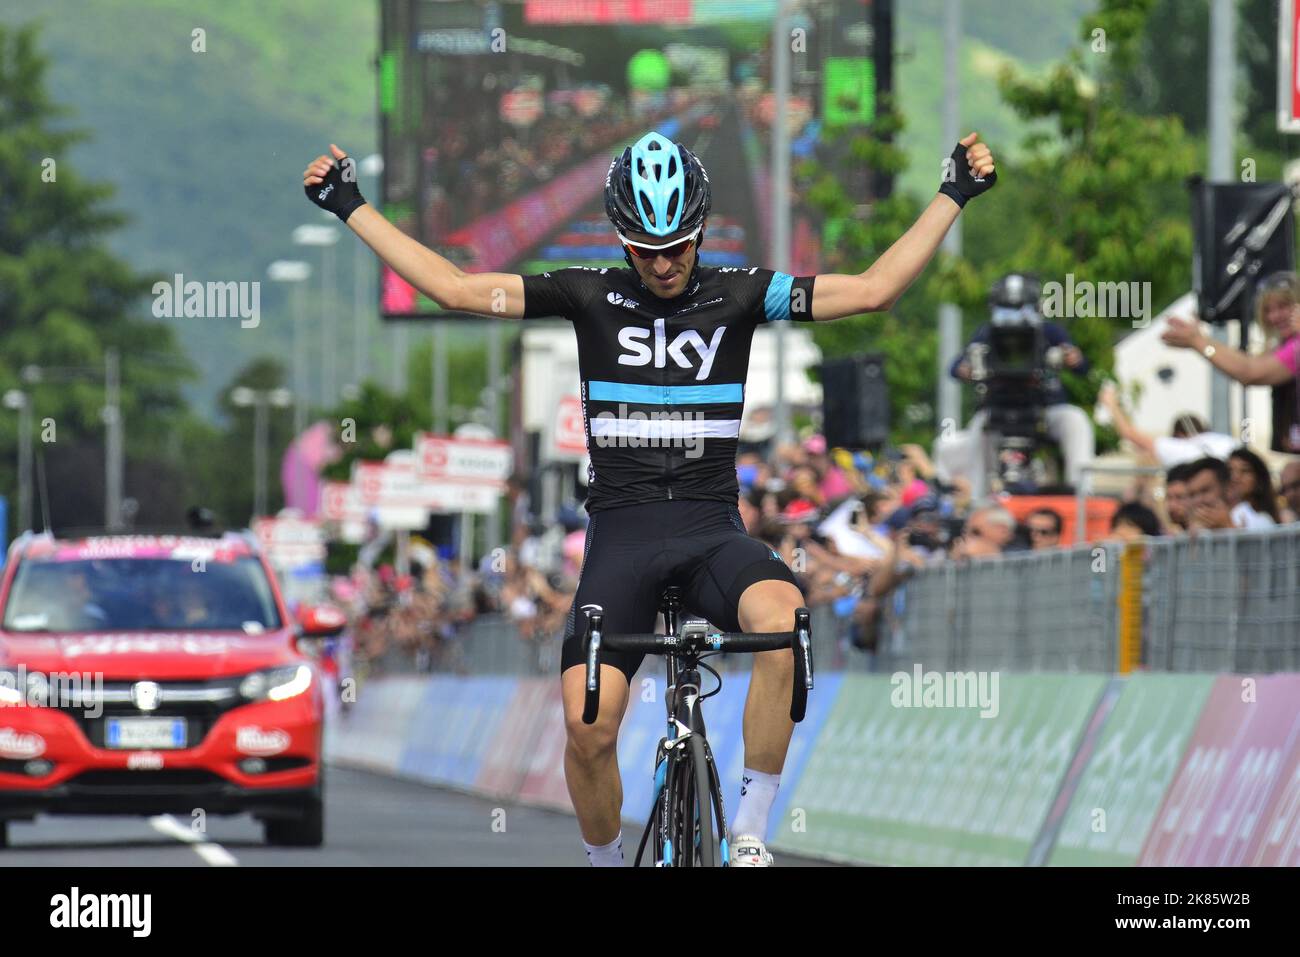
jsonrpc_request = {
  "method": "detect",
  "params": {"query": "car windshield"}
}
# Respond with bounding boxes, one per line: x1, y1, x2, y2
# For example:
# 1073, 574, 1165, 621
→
2, 557, 282, 634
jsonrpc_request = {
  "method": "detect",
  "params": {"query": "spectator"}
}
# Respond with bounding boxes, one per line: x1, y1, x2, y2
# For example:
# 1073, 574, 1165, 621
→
1025, 507, 1063, 551
951, 503, 1016, 559
1227, 447, 1280, 525
1182, 457, 1267, 531
1280, 460, 1300, 522
1098, 384, 1236, 466
1110, 502, 1162, 542
1163, 462, 1194, 531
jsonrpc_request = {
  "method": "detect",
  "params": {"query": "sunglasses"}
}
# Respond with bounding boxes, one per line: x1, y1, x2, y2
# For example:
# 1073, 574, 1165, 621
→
618, 225, 701, 260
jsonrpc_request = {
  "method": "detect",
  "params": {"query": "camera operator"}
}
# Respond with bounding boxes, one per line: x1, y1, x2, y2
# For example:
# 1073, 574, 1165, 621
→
935, 272, 1095, 498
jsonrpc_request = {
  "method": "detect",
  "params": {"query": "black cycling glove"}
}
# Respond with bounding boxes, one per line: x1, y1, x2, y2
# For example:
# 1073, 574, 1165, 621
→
305, 154, 367, 223
937, 141, 996, 208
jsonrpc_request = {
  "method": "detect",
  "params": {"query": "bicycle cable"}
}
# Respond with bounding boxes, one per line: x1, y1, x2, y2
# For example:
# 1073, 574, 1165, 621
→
694, 654, 724, 700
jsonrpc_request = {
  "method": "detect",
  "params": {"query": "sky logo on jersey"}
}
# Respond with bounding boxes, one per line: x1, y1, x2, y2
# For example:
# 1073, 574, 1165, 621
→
617, 318, 725, 381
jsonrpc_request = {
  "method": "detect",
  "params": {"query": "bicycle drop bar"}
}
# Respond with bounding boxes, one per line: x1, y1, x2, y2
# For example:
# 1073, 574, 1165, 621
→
581, 608, 814, 725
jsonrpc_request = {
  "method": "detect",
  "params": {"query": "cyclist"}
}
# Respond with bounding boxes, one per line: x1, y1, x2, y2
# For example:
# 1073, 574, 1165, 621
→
304, 130, 997, 866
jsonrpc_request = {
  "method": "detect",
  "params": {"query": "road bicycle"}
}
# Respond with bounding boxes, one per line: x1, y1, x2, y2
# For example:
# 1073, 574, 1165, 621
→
581, 585, 813, 867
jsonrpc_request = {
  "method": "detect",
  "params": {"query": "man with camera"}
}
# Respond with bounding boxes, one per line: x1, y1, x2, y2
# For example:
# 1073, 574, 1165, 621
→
935, 272, 1095, 498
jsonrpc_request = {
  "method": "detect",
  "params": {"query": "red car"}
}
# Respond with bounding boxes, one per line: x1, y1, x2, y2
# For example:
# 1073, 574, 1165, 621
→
0, 530, 344, 848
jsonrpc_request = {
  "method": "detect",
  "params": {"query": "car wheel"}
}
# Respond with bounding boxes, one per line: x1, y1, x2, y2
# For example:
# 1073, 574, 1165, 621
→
263, 775, 324, 848
0, 820, 9, 850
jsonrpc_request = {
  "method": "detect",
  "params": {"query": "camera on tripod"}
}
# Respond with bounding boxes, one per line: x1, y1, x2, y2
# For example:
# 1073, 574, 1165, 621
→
964, 273, 1065, 490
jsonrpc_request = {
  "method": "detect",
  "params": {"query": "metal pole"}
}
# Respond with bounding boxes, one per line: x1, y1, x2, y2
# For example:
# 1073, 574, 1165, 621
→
937, 0, 963, 434
394, 324, 409, 395
292, 279, 307, 437
253, 398, 268, 520
433, 322, 449, 433
354, 231, 367, 387
17, 396, 32, 533
323, 243, 337, 405
1208, 0, 1235, 435
486, 323, 503, 555
770, 0, 792, 447
104, 349, 124, 531
459, 511, 473, 578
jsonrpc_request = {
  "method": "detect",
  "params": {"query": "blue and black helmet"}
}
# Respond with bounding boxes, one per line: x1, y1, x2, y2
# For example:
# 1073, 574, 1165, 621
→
604, 131, 711, 239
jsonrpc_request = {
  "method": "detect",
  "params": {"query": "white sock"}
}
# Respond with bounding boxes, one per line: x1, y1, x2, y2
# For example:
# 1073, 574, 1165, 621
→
731, 767, 780, 841
583, 832, 624, 867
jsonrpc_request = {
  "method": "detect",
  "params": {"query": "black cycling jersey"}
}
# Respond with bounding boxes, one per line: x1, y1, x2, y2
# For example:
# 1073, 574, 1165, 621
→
522, 262, 816, 512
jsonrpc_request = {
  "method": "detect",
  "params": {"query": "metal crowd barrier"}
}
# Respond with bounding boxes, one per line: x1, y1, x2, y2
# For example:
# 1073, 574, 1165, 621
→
358, 524, 1300, 677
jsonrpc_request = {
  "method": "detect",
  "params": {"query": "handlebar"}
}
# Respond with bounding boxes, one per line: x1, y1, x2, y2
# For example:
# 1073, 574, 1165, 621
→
581, 608, 814, 725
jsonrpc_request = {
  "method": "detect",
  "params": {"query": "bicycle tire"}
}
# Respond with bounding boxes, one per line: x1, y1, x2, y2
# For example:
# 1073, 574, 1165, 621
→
687, 732, 717, 866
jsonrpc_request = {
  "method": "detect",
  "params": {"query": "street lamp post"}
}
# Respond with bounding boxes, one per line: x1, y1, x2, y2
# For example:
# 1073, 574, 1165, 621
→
231, 386, 294, 521
267, 259, 313, 437
293, 224, 341, 407
3, 389, 32, 532
355, 154, 385, 391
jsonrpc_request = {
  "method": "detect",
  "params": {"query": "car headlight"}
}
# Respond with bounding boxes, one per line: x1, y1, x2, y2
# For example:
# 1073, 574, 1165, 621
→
239, 665, 312, 702
0, 670, 48, 707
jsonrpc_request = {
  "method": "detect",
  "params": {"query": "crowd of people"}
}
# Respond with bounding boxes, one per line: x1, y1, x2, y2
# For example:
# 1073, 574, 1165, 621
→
340, 417, 1300, 675
340, 263, 1300, 673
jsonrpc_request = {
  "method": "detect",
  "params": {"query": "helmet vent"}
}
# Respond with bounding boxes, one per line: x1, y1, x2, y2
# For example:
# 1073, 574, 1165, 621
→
638, 192, 656, 228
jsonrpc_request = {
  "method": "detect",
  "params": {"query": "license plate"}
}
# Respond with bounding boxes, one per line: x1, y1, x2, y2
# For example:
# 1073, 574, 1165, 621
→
106, 717, 186, 750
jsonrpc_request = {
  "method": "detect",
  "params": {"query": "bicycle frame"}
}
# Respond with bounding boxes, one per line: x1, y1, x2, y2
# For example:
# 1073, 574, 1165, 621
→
581, 585, 814, 867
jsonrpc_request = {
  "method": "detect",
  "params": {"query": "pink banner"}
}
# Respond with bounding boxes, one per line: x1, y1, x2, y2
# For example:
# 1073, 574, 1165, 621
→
1140, 674, 1300, 866
475, 678, 552, 799
515, 682, 573, 810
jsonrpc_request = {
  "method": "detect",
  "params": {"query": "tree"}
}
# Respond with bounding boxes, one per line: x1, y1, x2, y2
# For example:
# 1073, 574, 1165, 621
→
797, 101, 952, 447
983, 0, 1200, 434
0, 23, 194, 534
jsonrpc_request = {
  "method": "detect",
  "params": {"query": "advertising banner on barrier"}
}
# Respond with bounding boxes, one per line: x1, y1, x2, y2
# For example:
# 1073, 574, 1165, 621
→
1249, 693, 1300, 865
1044, 673, 1214, 867
616, 669, 672, 822
778, 673, 1106, 866
516, 681, 572, 810
475, 677, 553, 799
326, 676, 430, 775
399, 676, 520, 789
1140, 673, 1300, 866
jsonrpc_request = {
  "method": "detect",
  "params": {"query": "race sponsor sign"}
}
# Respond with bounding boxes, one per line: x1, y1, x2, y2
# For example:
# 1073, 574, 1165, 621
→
779, 673, 1106, 866
475, 678, 553, 799
515, 681, 572, 810
323, 675, 428, 774
398, 676, 519, 790
1141, 673, 1300, 866
415, 434, 512, 486
1046, 674, 1214, 866
551, 395, 588, 461
251, 515, 326, 571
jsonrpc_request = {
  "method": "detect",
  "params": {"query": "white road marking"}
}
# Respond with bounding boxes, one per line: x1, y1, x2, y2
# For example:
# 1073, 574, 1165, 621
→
149, 814, 239, 867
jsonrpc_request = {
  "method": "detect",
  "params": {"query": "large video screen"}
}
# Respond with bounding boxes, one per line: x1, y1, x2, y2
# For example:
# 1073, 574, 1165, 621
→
379, 0, 886, 318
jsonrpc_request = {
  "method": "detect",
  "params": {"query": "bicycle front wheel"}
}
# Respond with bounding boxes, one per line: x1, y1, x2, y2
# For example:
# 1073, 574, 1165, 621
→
682, 732, 717, 867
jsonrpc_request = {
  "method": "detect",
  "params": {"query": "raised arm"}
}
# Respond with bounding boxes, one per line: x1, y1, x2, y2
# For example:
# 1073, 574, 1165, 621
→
809, 133, 997, 322
304, 144, 526, 319
1161, 315, 1294, 386
1098, 384, 1157, 458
